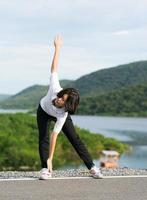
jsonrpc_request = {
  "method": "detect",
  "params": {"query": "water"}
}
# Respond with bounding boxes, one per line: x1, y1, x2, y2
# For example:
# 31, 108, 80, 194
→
72, 115, 147, 169
0, 109, 28, 113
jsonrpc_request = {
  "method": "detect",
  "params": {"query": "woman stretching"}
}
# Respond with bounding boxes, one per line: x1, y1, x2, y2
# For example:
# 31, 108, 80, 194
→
37, 35, 103, 179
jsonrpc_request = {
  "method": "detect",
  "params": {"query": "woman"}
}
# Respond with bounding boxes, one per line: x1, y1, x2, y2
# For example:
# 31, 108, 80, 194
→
37, 35, 103, 179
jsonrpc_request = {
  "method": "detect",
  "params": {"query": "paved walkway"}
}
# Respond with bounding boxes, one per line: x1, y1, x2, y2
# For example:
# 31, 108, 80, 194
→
0, 177, 147, 200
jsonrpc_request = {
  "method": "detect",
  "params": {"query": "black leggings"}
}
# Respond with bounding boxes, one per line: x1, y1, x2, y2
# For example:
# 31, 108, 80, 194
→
37, 104, 94, 170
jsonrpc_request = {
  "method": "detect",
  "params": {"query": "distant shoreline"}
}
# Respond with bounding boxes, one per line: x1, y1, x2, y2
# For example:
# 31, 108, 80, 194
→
0, 109, 29, 113
0, 108, 147, 118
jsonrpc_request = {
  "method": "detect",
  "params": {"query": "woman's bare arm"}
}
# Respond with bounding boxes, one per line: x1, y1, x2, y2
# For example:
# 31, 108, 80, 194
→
51, 35, 63, 73
47, 132, 58, 172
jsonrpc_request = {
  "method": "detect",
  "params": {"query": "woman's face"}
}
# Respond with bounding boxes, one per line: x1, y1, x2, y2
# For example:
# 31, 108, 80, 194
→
54, 94, 68, 108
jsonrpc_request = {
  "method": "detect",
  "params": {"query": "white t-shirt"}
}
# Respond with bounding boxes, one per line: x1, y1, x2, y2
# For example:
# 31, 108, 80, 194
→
40, 72, 68, 134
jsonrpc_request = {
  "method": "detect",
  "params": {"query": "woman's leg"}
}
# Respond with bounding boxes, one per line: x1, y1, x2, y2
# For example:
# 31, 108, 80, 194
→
37, 104, 56, 168
62, 114, 95, 170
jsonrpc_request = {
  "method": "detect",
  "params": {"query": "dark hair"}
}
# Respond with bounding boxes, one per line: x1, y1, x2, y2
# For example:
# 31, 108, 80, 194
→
57, 88, 80, 114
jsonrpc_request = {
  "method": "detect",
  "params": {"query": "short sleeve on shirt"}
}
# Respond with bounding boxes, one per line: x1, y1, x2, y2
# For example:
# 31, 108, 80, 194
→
53, 113, 68, 134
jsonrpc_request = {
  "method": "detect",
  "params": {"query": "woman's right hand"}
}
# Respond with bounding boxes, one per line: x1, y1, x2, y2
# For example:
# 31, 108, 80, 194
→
54, 35, 63, 48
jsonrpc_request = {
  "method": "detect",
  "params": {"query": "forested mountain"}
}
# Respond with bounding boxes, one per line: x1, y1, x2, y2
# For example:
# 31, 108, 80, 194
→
71, 60, 147, 96
0, 94, 11, 102
0, 60, 147, 116
77, 82, 147, 116
0, 80, 74, 109
0, 85, 48, 109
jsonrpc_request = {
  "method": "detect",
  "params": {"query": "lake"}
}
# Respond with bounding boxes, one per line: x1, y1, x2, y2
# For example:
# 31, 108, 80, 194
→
0, 109, 28, 113
72, 115, 147, 169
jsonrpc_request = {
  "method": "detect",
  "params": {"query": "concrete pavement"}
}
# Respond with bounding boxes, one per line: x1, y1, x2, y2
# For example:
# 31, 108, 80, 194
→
0, 177, 147, 200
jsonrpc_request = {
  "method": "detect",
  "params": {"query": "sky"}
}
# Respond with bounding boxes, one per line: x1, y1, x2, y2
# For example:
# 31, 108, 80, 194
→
0, 0, 147, 94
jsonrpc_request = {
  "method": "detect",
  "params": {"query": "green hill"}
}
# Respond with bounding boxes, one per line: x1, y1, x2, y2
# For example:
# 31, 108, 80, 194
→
0, 94, 11, 102
77, 82, 147, 116
72, 60, 147, 96
0, 80, 74, 109
0, 85, 48, 109
0, 60, 147, 115
0, 113, 128, 170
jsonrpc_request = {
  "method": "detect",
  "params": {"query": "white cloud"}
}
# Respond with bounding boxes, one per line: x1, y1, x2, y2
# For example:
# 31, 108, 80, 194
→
112, 30, 130, 36
0, 0, 147, 93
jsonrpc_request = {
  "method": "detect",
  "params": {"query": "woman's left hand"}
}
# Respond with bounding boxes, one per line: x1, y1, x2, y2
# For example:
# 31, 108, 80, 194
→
47, 158, 53, 172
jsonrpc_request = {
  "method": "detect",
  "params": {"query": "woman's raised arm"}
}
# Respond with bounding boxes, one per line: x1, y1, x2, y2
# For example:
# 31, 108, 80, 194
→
51, 35, 63, 73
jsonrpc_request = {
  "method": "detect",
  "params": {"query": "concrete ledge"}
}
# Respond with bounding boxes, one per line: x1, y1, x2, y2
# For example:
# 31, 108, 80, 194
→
1, 174, 147, 181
